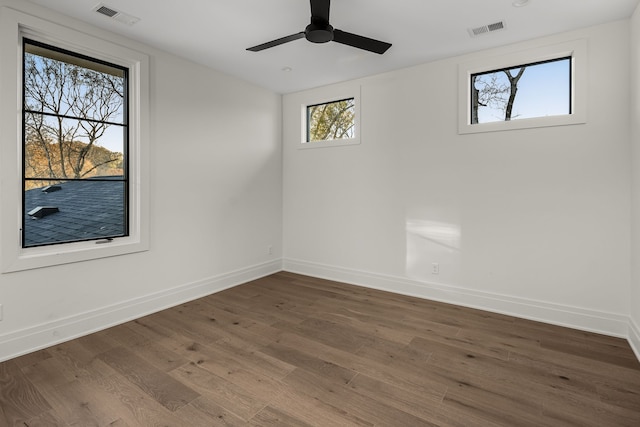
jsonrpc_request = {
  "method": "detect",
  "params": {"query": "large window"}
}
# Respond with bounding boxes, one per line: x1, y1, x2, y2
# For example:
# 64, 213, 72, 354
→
0, 7, 149, 272
22, 39, 128, 247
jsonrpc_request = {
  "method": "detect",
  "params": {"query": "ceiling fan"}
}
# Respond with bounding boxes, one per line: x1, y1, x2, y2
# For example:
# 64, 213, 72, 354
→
246, 0, 392, 55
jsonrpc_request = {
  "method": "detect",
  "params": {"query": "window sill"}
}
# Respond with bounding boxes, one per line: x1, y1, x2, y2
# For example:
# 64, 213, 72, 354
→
298, 138, 361, 149
3, 236, 149, 273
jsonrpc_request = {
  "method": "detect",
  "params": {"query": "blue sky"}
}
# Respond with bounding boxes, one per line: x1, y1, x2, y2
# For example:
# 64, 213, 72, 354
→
25, 51, 126, 154
476, 58, 571, 123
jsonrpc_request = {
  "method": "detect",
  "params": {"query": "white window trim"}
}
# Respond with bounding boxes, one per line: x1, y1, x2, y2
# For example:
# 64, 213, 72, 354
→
0, 7, 149, 272
457, 39, 587, 134
299, 85, 361, 149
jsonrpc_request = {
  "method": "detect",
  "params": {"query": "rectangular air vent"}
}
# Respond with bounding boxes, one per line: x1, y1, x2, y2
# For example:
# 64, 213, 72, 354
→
94, 4, 140, 26
468, 20, 506, 37
96, 5, 118, 17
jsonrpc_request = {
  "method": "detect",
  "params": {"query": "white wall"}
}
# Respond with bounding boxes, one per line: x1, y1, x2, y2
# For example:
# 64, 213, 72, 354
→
283, 20, 632, 336
1, 1, 636, 363
0, 0, 283, 361
630, 4, 640, 357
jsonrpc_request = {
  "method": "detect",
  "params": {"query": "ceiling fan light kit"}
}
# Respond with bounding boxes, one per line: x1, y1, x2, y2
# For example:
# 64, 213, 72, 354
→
247, 0, 391, 54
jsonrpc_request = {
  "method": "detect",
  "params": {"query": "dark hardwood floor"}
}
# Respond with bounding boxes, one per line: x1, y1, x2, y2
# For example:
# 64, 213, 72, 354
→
1, 271, 639, 426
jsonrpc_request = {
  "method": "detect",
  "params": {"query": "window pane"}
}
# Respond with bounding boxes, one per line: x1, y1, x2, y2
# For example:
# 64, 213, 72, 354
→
23, 179, 126, 247
23, 39, 128, 248
25, 114, 125, 181
24, 49, 125, 124
471, 57, 571, 124
307, 98, 355, 142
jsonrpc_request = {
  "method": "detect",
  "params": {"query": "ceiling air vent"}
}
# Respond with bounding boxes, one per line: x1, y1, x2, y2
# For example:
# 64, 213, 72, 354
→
468, 20, 506, 37
96, 5, 118, 17
94, 4, 140, 26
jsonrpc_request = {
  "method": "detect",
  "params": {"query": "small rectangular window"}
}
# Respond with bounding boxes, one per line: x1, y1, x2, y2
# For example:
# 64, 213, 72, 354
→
470, 56, 571, 124
22, 39, 128, 248
306, 98, 355, 143
457, 39, 586, 134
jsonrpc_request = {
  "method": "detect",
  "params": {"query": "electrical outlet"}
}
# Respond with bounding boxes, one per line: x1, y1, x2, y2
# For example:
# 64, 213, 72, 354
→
268, 245, 273, 255
431, 263, 439, 275
0, 304, 3, 321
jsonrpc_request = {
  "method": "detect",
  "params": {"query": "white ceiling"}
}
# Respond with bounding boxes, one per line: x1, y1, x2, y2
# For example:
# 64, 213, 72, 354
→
25, 0, 640, 94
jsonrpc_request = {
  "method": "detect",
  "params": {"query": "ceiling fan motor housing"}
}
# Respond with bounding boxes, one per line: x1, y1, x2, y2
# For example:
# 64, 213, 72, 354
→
305, 19, 334, 43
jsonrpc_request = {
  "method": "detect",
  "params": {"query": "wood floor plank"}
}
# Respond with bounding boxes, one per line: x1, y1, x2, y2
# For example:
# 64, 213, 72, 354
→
23, 356, 144, 426
261, 340, 357, 385
540, 389, 640, 427
442, 381, 544, 427
354, 336, 431, 368
98, 346, 200, 412
281, 368, 439, 427
1, 271, 638, 426
33, 378, 123, 426
173, 396, 248, 427
0, 360, 52, 426
129, 340, 189, 373
143, 305, 227, 345
168, 337, 293, 387
47, 340, 118, 382
89, 371, 188, 426
10, 349, 52, 369
346, 372, 445, 422
419, 336, 601, 401
273, 317, 374, 353
454, 324, 543, 353
541, 334, 640, 370
169, 363, 269, 421
273, 331, 449, 404
21, 409, 66, 427
249, 405, 314, 427
266, 377, 374, 427
212, 336, 296, 380
411, 328, 511, 361
187, 297, 287, 347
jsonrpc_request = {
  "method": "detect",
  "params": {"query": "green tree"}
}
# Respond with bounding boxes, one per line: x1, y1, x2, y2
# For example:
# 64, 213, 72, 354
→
308, 99, 355, 142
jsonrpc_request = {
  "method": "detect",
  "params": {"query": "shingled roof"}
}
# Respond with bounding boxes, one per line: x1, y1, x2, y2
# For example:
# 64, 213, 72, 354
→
23, 177, 126, 247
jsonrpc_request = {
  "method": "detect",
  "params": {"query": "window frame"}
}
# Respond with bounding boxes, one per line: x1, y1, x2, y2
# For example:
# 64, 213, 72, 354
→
457, 39, 587, 134
306, 97, 356, 143
22, 38, 130, 248
299, 85, 361, 149
0, 7, 149, 272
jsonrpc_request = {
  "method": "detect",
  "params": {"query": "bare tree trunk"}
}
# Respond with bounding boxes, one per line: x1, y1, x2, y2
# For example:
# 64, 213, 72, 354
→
471, 76, 479, 124
503, 68, 526, 121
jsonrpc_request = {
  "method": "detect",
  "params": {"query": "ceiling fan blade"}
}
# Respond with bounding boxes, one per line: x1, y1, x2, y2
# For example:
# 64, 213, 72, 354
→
247, 32, 305, 52
333, 29, 392, 54
310, 0, 331, 22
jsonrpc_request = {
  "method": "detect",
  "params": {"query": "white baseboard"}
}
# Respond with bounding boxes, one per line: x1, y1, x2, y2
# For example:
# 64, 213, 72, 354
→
283, 258, 630, 339
629, 318, 640, 362
0, 260, 282, 362
4, 258, 635, 364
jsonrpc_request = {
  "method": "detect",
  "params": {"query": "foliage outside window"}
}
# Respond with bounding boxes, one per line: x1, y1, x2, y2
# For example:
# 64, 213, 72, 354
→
306, 98, 355, 142
23, 39, 128, 247
471, 57, 571, 125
